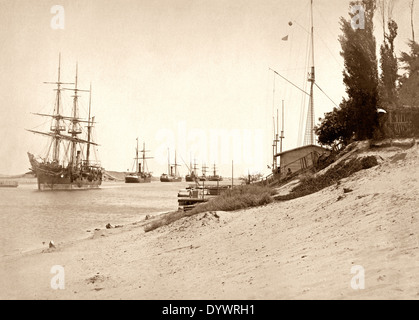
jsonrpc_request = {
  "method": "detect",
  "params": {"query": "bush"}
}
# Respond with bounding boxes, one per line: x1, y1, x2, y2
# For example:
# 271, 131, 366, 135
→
143, 185, 277, 232
276, 155, 378, 201
190, 185, 276, 214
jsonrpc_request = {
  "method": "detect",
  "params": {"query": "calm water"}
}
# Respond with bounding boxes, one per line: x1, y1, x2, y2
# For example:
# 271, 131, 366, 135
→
0, 180, 187, 257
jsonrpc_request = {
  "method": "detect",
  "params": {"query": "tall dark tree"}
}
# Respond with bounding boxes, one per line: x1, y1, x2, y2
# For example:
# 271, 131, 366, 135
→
339, 0, 380, 141
315, 0, 380, 147
410, 0, 415, 42
379, 19, 399, 107
399, 40, 419, 107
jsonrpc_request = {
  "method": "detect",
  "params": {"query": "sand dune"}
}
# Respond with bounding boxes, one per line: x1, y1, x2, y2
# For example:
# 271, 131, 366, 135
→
1, 143, 418, 299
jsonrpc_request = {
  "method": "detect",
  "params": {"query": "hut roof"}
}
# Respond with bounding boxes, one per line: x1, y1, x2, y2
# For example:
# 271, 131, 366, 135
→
274, 144, 330, 158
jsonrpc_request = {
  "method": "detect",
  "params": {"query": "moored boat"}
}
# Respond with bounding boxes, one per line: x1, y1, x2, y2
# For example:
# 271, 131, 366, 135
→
198, 163, 208, 181
185, 160, 199, 182
125, 139, 153, 183
0, 180, 18, 188
208, 163, 223, 181
160, 149, 182, 182
27, 55, 103, 191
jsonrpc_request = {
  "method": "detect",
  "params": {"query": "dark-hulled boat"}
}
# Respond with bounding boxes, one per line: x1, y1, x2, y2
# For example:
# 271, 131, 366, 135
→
125, 139, 153, 183
27, 55, 103, 191
185, 160, 199, 182
208, 163, 223, 181
160, 149, 182, 182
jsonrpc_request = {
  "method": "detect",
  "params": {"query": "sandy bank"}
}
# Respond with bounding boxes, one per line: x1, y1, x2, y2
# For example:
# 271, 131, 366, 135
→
1, 144, 418, 299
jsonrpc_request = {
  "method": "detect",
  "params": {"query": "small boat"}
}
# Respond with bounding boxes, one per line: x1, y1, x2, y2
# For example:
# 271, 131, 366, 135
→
177, 185, 208, 211
125, 139, 153, 183
27, 55, 103, 191
198, 163, 208, 181
160, 173, 182, 182
208, 164, 223, 181
160, 149, 182, 182
0, 180, 18, 188
185, 172, 197, 182
177, 184, 228, 211
185, 160, 199, 182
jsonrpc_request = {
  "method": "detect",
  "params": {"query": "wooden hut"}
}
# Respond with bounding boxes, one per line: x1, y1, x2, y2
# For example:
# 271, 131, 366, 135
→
274, 145, 330, 180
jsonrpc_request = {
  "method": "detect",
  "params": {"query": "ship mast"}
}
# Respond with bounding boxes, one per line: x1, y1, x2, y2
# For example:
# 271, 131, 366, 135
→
140, 142, 153, 174
167, 148, 170, 176
271, 73, 277, 172
86, 83, 92, 165
43, 54, 74, 163
174, 150, 179, 177
272, 116, 277, 172
304, 0, 316, 146
53, 54, 62, 162
28, 57, 99, 166
135, 138, 139, 173
68, 63, 83, 169
280, 100, 285, 153
201, 163, 208, 178
272, 107, 281, 173
193, 159, 198, 176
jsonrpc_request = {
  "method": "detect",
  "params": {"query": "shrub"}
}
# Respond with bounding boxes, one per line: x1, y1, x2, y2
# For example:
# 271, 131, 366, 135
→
276, 156, 378, 201
143, 185, 277, 232
190, 185, 276, 214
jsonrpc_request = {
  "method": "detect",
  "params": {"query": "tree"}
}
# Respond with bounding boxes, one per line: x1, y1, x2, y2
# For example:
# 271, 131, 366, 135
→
410, 0, 415, 42
315, 103, 353, 148
316, 0, 380, 147
339, 0, 380, 141
379, 19, 399, 107
399, 40, 419, 107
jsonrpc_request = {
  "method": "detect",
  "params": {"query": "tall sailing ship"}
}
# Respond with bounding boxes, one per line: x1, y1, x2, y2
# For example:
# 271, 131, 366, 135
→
125, 139, 153, 183
198, 163, 208, 181
208, 163, 223, 181
160, 149, 182, 182
27, 55, 103, 190
185, 160, 198, 182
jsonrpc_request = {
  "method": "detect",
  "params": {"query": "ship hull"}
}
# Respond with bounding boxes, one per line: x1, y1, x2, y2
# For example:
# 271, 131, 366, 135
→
125, 175, 151, 183
0, 181, 18, 188
208, 176, 223, 181
28, 153, 102, 191
185, 174, 197, 182
36, 171, 101, 191
160, 176, 182, 182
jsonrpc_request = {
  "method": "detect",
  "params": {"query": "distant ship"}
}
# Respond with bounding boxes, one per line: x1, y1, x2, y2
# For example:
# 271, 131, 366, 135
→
27, 55, 103, 191
0, 180, 18, 188
208, 163, 223, 181
160, 149, 182, 182
125, 139, 153, 183
185, 160, 198, 182
199, 163, 208, 181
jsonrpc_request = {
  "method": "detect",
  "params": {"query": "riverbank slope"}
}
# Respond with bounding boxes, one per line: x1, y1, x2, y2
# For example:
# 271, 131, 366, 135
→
1, 143, 418, 299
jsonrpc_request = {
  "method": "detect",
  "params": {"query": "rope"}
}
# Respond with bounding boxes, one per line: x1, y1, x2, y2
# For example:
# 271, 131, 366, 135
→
314, 83, 339, 108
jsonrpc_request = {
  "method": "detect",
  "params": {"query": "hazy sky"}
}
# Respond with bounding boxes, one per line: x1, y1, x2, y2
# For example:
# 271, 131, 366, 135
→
0, 0, 417, 176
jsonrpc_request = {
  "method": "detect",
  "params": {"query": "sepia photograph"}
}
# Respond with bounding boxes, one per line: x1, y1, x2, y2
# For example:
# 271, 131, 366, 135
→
0, 0, 418, 304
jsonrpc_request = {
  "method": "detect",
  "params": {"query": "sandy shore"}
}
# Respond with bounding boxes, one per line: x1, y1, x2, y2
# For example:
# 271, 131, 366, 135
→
1, 144, 418, 300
